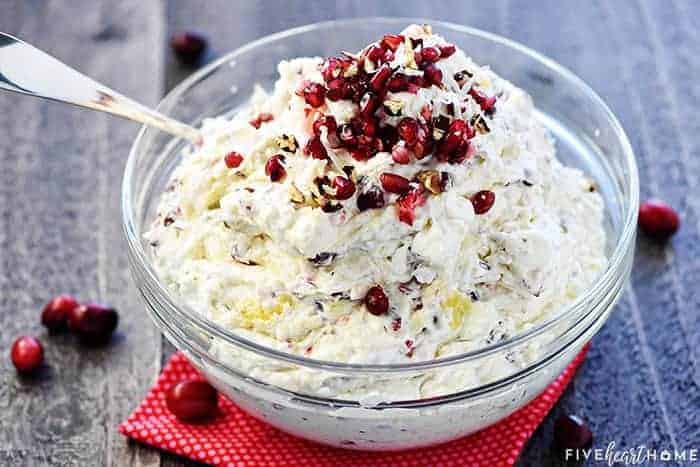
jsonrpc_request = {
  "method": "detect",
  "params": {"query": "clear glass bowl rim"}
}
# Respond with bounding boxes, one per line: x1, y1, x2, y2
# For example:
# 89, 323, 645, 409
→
122, 17, 639, 374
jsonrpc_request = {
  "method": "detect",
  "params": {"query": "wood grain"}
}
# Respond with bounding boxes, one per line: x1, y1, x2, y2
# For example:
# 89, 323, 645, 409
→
0, 1, 164, 466
1, 0, 699, 466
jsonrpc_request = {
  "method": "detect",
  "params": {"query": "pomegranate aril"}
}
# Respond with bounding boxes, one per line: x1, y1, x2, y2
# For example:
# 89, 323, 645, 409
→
392, 142, 411, 164
265, 155, 287, 182
360, 118, 377, 137
396, 188, 427, 225
68, 303, 119, 344
359, 91, 380, 118
387, 74, 409, 92
331, 176, 356, 200
381, 34, 404, 51
166, 379, 219, 422
350, 147, 370, 161
469, 87, 497, 111
396, 117, 419, 145
249, 112, 273, 129
638, 199, 680, 240
370, 65, 393, 93
365, 43, 385, 62
439, 44, 456, 58
364, 285, 389, 315
378, 124, 399, 148
302, 82, 326, 108
10, 336, 44, 373
304, 136, 328, 160
382, 49, 395, 63
470, 190, 496, 215
313, 115, 337, 135
321, 56, 345, 82
423, 64, 443, 86
421, 46, 440, 63
224, 151, 244, 169
170, 32, 207, 66
554, 414, 593, 450
357, 186, 385, 211
325, 79, 346, 101
410, 74, 427, 88
380, 173, 411, 194
337, 123, 357, 147
41, 294, 79, 332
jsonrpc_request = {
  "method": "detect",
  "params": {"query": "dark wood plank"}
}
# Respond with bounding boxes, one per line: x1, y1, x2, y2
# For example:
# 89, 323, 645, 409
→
0, 1, 164, 466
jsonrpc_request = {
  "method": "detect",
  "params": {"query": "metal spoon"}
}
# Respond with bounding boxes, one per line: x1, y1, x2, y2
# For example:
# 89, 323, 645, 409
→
0, 32, 202, 144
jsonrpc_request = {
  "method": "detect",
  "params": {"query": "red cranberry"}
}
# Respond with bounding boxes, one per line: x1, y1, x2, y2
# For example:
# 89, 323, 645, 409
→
357, 186, 385, 211
392, 143, 411, 164
554, 414, 593, 450
41, 294, 79, 332
439, 44, 456, 58
302, 82, 326, 108
10, 336, 44, 373
421, 46, 440, 63
303, 136, 327, 160
423, 64, 443, 86
381, 34, 404, 52
313, 115, 337, 136
170, 32, 207, 66
331, 176, 356, 200
387, 74, 409, 92
265, 155, 287, 182
638, 199, 680, 240
380, 173, 411, 195
396, 117, 419, 145
364, 285, 389, 315
370, 65, 393, 93
224, 151, 244, 169
396, 188, 427, 225
68, 303, 119, 344
166, 380, 219, 422
470, 190, 496, 215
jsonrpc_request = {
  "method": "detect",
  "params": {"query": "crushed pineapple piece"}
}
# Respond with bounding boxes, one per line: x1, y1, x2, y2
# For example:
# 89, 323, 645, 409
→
442, 291, 472, 330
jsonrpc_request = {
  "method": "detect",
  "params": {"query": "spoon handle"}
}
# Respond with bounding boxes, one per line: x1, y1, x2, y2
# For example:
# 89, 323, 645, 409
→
0, 32, 201, 144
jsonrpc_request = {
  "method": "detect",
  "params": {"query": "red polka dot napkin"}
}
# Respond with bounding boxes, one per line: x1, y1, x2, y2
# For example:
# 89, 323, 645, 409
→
120, 346, 588, 466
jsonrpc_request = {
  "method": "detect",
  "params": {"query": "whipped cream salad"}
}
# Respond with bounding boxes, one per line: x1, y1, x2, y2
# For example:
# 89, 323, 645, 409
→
145, 24, 606, 399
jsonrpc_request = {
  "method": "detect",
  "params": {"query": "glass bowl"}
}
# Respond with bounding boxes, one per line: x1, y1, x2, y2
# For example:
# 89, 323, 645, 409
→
122, 18, 638, 450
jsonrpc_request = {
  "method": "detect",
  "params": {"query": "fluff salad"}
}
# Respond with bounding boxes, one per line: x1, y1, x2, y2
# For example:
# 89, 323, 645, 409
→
146, 24, 606, 374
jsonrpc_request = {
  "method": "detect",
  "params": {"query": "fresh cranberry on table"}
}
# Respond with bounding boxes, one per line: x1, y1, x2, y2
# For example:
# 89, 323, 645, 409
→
638, 199, 680, 241
554, 414, 593, 450
41, 294, 79, 332
68, 303, 119, 345
10, 336, 44, 373
170, 32, 208, 66
166, 380, 219, 422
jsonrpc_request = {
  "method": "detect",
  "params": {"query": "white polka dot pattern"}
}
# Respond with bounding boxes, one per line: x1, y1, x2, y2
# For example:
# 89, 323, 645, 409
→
119, 346, 589, 466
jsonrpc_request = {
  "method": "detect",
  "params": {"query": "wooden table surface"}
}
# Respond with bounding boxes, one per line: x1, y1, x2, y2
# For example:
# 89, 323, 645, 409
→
1, 1, 698, 465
